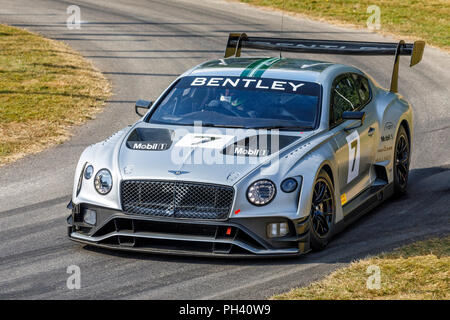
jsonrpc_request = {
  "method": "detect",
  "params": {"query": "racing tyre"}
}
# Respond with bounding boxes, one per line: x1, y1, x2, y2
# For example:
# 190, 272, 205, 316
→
393, 125, 410, 196
310, 169, 335, 251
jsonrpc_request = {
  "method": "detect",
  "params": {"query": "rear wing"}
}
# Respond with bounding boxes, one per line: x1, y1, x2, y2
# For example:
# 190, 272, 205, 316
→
224, 33, 425, 93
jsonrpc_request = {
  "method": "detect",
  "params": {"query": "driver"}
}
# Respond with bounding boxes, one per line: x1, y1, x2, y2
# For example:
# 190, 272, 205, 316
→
203, 88, 254, 118
219, 89, 248, 113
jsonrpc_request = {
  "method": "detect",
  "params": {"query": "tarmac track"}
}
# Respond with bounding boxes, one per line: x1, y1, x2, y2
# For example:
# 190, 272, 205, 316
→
0, 0, 449, 299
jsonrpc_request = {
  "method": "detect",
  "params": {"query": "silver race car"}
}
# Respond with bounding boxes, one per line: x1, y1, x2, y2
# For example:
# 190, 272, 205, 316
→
67, 34, 425, 257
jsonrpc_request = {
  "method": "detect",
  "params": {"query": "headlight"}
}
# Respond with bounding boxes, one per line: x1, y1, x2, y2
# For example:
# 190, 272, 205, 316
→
247, 179, 276, 206
94, 169, 113, 195
281, 177, 298, 193
84, 165, 94, 179
76, 163, 87, 196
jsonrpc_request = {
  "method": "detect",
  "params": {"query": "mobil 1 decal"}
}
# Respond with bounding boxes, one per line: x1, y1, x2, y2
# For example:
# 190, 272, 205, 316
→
346, 130, 361, 183
126, 127, 174, 151
182, 76, 320, 95
222, 134, 300, 157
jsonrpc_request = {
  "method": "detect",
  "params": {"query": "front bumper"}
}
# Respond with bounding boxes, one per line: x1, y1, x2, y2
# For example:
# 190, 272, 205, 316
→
67, 202, 311, 257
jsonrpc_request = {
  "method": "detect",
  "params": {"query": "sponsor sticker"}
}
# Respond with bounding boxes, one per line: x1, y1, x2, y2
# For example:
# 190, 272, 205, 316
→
175, 133, 234, 149
233, 146, 269, 157
222, 134, 300, 157
380, 134, 393, 142
377, 146, 393, 153
341, 193, 347, 206
127, 141, 171, 150
384, 122, 394, 131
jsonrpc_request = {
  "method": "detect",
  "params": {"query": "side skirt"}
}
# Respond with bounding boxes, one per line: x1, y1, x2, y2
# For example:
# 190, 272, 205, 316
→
334, 181, 394, 234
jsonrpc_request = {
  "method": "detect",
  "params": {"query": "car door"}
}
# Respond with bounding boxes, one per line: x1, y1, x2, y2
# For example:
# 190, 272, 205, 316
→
329, 73, 377, 207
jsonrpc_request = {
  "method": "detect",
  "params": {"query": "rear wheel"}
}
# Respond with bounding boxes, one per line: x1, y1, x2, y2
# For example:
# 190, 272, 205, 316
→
393, 125, 410, 196
310, 170, 335, 250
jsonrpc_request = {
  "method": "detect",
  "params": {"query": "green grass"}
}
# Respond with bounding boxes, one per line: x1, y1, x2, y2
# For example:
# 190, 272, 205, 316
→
0, 24, 110, 165
273, 236, 450, 300
239, 0, 450, 50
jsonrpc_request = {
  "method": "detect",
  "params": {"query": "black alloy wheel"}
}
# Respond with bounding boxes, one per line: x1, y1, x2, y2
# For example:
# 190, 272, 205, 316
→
394, 125, 410, 196
310, 170, 335, 250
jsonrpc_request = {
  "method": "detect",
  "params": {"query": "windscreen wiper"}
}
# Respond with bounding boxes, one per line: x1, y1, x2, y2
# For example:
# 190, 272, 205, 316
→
250, 125, 313, 131
201, 123, 247, 129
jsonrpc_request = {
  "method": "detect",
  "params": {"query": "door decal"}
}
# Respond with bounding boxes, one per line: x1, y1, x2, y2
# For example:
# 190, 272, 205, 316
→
346, 130, 360, 183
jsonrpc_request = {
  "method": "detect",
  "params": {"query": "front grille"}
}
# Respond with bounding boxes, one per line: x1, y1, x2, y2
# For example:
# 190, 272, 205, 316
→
120, 180, 234, 220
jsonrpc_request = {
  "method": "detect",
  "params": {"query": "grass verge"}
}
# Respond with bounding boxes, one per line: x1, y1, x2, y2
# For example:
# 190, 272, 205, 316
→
0, 24, 111, 166
273, 236, 450, 299
238, 0, 450, 51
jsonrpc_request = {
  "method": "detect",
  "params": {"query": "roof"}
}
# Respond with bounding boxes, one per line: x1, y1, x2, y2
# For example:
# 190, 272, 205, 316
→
187, 57, 338, 83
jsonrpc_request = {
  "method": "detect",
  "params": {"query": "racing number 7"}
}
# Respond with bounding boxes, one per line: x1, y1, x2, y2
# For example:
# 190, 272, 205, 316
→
346, 131, 360, 183
350, 140, 358, 171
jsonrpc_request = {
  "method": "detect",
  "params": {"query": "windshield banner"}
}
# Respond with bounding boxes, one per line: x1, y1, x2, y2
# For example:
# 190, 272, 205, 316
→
179, 76, 321, 96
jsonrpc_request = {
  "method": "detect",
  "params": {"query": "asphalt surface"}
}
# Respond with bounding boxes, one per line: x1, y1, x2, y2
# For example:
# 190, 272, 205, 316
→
0, 0, 449, 299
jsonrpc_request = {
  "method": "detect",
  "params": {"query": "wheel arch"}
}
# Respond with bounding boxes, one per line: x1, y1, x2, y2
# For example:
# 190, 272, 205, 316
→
400, 119, 411, 144
320, 163, 335, 187
375, 95, 413, 184
317, 161, 343, 223
297, 157, 343, 223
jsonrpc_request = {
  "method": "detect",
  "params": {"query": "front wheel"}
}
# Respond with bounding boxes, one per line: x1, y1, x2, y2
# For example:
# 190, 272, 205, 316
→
393, 125, 410, 196
310, 170, 336, 251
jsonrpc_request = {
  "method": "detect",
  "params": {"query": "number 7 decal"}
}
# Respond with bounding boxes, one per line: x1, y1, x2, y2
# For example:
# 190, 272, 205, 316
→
346, 131, 360, 183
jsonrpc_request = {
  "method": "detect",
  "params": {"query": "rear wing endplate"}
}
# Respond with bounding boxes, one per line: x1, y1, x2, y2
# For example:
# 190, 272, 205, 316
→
224, 33, 425, 93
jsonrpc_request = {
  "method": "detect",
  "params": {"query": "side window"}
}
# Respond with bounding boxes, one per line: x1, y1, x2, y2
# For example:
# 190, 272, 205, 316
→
331, 75, 360, 124
356, 76, 371, 106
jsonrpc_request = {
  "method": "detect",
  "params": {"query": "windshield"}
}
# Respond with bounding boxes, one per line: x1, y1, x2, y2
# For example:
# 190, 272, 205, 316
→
147, 76, 321, 130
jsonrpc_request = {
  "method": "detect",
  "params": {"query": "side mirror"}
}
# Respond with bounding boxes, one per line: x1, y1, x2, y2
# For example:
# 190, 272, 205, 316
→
343, 111, 365, 130
135, 99, 152, 117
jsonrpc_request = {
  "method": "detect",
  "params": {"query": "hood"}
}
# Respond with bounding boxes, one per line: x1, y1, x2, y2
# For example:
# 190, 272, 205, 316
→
118, 123, 315, 186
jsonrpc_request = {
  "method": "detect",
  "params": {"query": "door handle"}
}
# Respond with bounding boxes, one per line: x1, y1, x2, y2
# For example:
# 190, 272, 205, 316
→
368, 127, 376, 137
